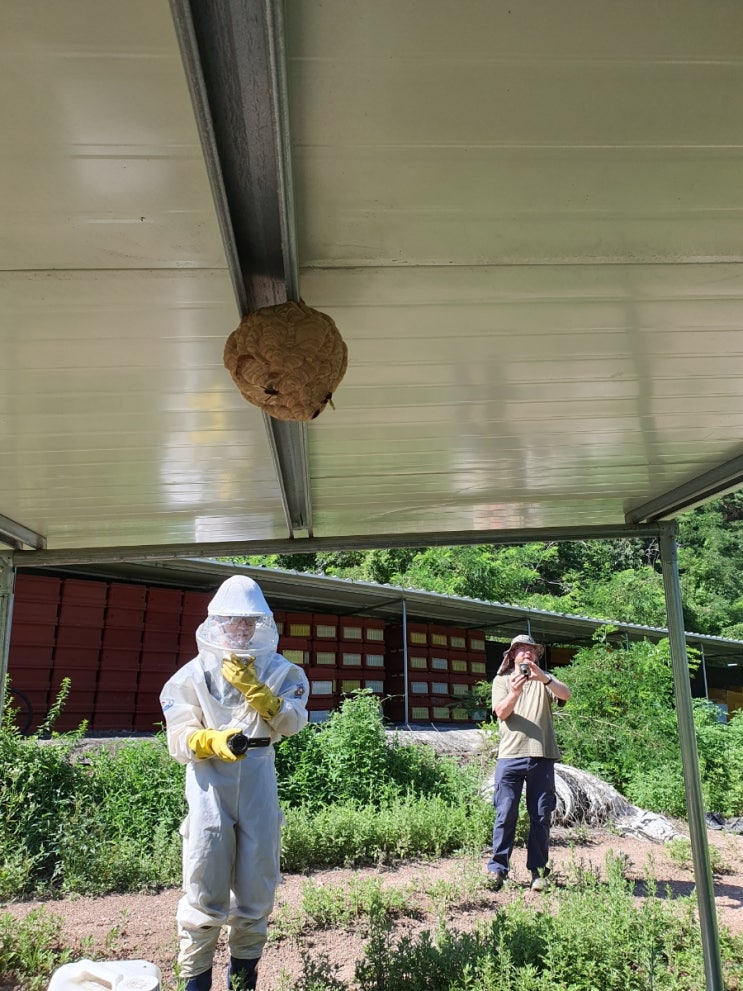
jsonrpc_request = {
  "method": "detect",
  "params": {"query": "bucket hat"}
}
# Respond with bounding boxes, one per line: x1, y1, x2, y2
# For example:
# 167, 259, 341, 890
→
507, 634, 544, 658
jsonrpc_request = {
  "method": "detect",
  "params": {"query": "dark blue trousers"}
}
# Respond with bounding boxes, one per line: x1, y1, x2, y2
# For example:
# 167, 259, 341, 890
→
487, 756, 557, 877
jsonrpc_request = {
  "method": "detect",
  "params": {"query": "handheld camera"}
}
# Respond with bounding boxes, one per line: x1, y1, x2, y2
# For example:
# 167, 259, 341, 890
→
226, 732, 271, 755
227, 732, 250, 756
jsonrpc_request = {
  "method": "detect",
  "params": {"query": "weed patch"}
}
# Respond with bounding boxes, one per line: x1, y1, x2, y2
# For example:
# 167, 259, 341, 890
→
0, 908, 74, 991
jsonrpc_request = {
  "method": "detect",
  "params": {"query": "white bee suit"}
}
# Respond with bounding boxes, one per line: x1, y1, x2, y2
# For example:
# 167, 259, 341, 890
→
160, 577, 309, 979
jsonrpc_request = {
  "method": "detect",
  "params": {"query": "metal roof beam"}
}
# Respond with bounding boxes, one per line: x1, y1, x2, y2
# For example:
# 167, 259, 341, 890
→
626, 453, 743, 524
14, 522, 662, 567
264, 417, 312, 535
0, 514, 46, 551
169, 0, 310, 535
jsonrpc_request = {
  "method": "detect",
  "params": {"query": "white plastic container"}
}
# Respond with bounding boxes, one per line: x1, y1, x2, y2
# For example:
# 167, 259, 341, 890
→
48, 959, 161, 991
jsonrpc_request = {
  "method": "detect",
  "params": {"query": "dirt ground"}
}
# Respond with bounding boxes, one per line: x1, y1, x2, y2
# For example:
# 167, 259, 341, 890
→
2, 823, 743, 991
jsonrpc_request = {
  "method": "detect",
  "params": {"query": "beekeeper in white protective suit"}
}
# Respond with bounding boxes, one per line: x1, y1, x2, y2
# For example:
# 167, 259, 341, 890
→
160, 576, 309, 991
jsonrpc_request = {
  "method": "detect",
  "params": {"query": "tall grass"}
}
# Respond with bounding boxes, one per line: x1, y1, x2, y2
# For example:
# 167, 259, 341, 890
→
282, 793, 492, 872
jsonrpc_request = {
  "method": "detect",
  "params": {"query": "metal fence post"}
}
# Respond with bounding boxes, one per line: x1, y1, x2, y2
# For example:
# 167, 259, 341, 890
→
0, 554, 15, 731
659, 524, 723, 991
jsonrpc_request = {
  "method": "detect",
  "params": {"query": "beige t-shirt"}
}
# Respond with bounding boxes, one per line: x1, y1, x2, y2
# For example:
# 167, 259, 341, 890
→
491, 673, 561, 759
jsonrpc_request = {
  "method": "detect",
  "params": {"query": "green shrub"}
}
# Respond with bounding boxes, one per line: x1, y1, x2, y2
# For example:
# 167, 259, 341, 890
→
0, 723, 92, 894
57, 813, 182, 895
294, 876, 412, 932
83, 736, 186, 847
275, 692, 477, 812
554, 633, 743, 817
693, 703, 743, 817
1, 688, 491, 893
555, 635, 681, 797
0, 714, 185, 896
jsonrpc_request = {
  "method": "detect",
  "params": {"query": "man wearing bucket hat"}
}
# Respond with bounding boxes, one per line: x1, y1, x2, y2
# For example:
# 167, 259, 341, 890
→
485, 634, 571, 892
160, 575, 309, 991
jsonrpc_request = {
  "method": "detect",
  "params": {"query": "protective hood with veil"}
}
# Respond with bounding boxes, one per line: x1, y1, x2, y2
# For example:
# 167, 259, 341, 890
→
161, 575, 309, 764
159, 575, 309, 985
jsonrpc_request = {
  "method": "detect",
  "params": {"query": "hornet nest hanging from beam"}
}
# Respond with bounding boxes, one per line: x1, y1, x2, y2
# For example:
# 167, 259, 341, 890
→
224, 301, 348, 421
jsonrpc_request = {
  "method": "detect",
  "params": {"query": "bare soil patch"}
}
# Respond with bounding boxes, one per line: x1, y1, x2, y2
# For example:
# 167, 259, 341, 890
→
2, 824, 742, 991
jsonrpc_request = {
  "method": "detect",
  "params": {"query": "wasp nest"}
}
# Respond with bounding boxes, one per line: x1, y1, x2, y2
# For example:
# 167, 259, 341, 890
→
224, 301, 348, 421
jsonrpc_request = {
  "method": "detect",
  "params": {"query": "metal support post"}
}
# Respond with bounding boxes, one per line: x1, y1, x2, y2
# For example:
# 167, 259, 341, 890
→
700, 644, 709, 701
401, 598, 409, 726
0, 554, 15, 731
659, 525, 723, 991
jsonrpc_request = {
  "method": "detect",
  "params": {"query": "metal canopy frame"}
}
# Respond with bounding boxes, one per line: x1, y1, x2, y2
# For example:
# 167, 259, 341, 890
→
14, 554, 743, 668
627, 452, 743, 525
2, 2, 743, 554
0, 516, 46, 553
11, 521, 663, 566
0, 3, 734, 987
659, 532, 720, 989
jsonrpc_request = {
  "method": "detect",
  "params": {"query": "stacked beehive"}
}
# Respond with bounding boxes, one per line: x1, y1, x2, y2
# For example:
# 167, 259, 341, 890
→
6, 577, 186, 733
277, 611, 386, 722
383, 622, 488, 723
131, 586, 185, 731
6, 574, 61, 731
336, 614, 387, 711
6, 576, 491, 732
53, 579, 108, 731
99, 582, 147, 732
178, 591, 212, 665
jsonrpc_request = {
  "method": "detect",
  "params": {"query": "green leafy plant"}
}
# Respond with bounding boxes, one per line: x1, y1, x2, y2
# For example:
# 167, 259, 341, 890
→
0, 715, 185, 896
276, 691, 478, 812
665, 837, 731, 877
292, 876, 413, 934
0, 907, 74, 991
281, 792, 491, 872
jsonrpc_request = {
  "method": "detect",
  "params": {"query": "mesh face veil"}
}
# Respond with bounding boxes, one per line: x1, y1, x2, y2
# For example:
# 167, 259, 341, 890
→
198, 576, 279, 655
212, 615, 257, 651
199, 614, 279, 655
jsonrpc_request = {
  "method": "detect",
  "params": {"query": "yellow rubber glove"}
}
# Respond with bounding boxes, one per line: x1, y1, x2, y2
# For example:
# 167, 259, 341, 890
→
222, 654, 282, 720
187, 728, 245, 761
